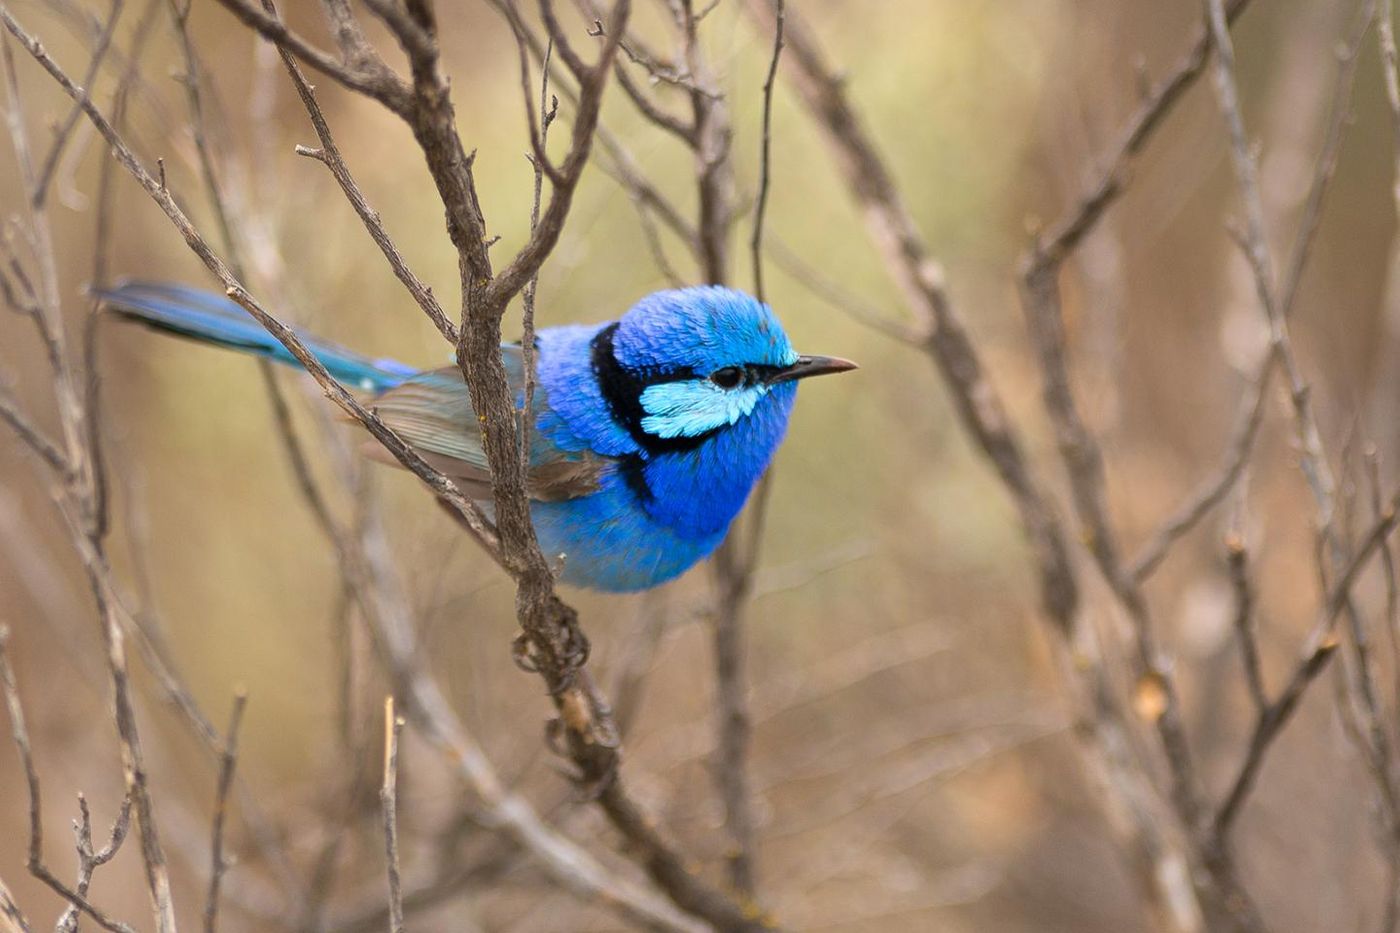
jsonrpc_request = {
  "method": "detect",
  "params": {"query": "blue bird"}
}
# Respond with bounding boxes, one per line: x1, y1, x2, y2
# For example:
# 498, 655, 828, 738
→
98, 282, 856, 592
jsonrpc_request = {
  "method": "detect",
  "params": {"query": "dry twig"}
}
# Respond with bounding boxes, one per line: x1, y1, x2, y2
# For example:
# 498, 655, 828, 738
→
203, 691, 248, 933
380, 697, 406, 933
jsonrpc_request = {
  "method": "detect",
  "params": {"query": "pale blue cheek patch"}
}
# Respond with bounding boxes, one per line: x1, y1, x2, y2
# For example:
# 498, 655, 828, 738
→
639, 380, 766, 438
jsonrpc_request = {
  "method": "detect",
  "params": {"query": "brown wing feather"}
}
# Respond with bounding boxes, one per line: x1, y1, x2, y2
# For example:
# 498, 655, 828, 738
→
362, 361, 607, 502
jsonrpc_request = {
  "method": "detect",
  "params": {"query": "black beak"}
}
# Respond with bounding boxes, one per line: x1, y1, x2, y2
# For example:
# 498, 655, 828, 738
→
767, 354, 859, 385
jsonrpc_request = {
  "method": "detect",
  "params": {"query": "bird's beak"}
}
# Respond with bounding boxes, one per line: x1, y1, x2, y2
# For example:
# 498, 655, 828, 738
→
767, 354, 859, 385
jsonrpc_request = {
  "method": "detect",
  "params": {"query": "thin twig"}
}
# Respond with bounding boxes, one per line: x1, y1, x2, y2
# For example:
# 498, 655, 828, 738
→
1370, 448, 1400, 747
1360, 450, 1400, 933
1033, 0, 1253, 267
269, 0, 455, 343
749, 0, 782, 303
209, 0, 412, 114
1214, 483, 1400, 836
1225, 529, 1268, 712
520, 38, 555, 492
0, 627, 137, 933
1129, 373, 1271, 581
32, 0, 121, 207
56, 793, 133, 933
1132, 0, 1374, 581
0, 874, 29, 933
381, 697, 406, 933
0, 380, 69, 474
203, 690, 248, 933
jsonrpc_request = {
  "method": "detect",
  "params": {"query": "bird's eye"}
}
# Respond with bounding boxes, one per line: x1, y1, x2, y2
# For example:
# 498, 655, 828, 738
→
710, 367, 743, 389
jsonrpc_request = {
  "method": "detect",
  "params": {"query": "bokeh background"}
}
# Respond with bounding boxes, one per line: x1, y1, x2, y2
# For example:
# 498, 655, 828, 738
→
0, 1, 1394, 930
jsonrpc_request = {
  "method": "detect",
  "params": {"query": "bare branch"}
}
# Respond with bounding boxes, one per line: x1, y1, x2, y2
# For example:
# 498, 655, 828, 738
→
380, 697, 406, 933
598, 778, 777, 930
0, 380, 69, 474
1192, 3, 1380, 860
1225, 529, 1268, 713
1033, 0, 1253, 267
209, 0, 411, 113
1203, 0, 1343, 526
0, 627, 137, 933
488, 0, 631, 306
265, 1, 456, 343
573, 0, 698, 142
56, 793, 133, 933
1130, 0, 1372, 581
203, 691, 247, 933
612, 58, 697, 143
748, 0, 783, 303
1019, 228, 1231, 923
0, 874, 29, 933
1128, 365, 1272, 581
1214, 483, 1400, 836
31, 0, 121, 207
0, 627, 42, 889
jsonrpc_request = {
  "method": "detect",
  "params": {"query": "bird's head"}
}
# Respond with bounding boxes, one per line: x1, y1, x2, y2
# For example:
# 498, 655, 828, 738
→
595, 286, 856, 450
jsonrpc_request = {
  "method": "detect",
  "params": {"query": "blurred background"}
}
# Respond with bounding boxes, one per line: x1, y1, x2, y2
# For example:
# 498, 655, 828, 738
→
0, 1, 1394, 930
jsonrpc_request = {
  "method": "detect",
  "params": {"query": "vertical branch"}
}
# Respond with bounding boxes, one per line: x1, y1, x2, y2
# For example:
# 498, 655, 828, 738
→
1225, 527, 1268, 713
203, 690, 248, 933
1369, 449, 1400, 737
656, 0, 766, 898
520, 39, 556, 488
83, 0, 165, 546
749, 0, 783, 304
710, 467, 771, 898
380, 697, 406, 933
680, 0, 733, 286
1362, 455, 1400, 933
0, 627, 41, 890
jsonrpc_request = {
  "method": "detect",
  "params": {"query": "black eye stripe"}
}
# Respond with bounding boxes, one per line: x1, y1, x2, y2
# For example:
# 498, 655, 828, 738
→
591, 323, 718, 455
589, 323, 786, 466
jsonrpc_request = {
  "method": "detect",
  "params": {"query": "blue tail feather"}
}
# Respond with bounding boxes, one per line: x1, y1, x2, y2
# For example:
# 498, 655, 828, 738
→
97, 281, 415, 392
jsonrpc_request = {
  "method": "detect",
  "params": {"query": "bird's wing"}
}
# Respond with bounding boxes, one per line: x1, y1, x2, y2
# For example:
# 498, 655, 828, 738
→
364, 347, 608, 502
